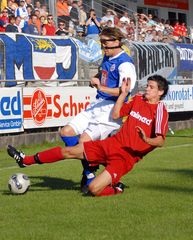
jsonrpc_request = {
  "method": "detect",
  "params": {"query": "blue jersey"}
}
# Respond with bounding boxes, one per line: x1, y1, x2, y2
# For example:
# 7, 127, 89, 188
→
96, 52, 134, 101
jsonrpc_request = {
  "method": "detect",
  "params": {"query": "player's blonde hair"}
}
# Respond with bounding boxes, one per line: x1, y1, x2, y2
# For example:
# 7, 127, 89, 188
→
99, 27, 125, 43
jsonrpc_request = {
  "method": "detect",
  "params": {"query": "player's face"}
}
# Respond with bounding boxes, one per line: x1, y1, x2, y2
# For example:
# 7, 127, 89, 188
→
144, 80, 164, 103
100, 36, 120, 56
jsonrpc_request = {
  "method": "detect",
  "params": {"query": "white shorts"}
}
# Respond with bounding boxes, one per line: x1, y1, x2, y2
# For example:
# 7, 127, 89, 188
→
68, 99, 122, 140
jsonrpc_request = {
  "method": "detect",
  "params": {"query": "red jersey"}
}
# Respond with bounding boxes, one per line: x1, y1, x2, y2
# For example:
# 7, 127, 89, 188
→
43, 24, 56, 36
114, 94, 168, 157
173, 24, 181, 36
0, 15, 9, 32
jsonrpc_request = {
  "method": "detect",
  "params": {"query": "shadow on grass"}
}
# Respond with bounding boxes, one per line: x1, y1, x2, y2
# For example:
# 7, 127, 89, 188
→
1, 176, 81, 195
30, 176, 80, 191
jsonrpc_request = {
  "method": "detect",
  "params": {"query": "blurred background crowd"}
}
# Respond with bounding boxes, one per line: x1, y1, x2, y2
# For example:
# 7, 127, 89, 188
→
0, 0, 192, 43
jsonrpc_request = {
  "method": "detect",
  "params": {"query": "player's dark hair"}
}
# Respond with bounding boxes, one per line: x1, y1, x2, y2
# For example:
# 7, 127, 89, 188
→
147, 75, 169, 100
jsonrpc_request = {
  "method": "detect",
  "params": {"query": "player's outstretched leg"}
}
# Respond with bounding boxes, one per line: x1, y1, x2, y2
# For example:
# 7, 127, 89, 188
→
7, 145, 65, 167
7, 144, 84, 167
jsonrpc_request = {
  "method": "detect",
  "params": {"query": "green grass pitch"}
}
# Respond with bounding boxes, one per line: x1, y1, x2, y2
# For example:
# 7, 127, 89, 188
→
0, 128, 193, 240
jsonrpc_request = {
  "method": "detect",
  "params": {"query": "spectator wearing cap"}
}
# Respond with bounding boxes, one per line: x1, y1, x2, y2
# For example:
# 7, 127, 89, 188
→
55, 21, 69, 36
76, 25, 85, 38
101, 9, 115, 27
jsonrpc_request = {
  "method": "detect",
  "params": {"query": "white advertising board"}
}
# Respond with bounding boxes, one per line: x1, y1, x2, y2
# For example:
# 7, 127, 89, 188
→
163, 85, 193, 112
23, 87, 96, 129
0, 88, 23, 133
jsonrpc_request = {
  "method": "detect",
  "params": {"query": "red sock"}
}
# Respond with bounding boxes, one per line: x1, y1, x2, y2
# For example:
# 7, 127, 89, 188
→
97, 185, 123, 197
23, 147, 64, 165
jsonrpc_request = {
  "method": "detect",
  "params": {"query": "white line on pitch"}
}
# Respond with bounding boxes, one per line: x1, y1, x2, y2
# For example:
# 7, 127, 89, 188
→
0, 166, 18, 171
164, 143, 193, 149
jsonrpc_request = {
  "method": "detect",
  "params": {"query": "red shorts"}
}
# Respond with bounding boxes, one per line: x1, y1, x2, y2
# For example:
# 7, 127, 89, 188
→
83, 137, 137, 185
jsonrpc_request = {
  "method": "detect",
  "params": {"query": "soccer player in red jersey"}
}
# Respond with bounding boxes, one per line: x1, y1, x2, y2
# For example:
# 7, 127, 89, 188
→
7, 74, 169, 197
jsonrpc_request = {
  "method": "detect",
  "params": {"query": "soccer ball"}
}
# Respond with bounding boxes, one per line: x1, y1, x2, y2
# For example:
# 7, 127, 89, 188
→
8, 173, 30, 194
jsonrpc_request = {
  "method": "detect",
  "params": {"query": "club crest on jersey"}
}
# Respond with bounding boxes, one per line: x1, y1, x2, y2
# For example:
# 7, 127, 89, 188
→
130, 111, 152, 126
110, 64, 115, 72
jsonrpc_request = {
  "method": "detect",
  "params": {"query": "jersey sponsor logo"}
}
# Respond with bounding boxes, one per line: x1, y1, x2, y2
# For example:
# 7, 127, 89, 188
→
130, 110, 152, 125
101, 70, 108, 85
110, 64, 115, 72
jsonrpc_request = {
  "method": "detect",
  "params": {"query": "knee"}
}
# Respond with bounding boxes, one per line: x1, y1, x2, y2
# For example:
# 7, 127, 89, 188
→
60, 125, 74, 136
88, 182, 101, 196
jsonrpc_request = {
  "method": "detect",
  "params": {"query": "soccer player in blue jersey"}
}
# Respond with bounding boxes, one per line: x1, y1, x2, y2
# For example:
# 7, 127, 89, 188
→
59, 27, 137, 192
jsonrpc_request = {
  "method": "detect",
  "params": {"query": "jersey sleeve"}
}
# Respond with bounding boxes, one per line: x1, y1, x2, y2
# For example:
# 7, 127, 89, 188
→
118, 62, 137, 91
155, 102, 169, 138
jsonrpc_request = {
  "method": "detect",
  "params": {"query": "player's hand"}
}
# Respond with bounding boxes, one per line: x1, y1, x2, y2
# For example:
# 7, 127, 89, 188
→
121, 77, 131, 95
90, 77, 101, 90
136, 126, 147, 142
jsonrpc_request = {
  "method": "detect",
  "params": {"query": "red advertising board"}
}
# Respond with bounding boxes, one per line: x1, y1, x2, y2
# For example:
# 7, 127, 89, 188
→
144, 0, 189, 10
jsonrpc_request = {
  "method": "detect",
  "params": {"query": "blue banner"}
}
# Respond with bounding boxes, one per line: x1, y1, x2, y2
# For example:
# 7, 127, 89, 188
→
175, 43, 193, 71
73, 38, 102, 62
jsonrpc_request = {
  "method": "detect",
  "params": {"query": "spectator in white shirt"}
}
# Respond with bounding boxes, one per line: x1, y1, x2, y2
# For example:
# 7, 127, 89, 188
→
101, 9, 115, 27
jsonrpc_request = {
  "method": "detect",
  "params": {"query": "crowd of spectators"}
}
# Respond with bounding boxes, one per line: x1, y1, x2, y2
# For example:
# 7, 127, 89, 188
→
0, 0, 192, 43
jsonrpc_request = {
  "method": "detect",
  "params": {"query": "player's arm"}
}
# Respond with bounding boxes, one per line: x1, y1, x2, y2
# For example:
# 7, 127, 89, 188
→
112, 78, 131, 119
136, 126, 165, 147
91, 61, 136, 96
90, 77, 121, 96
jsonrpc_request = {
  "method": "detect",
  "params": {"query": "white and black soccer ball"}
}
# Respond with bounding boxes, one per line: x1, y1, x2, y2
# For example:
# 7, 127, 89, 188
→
8, 173, 30, 194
